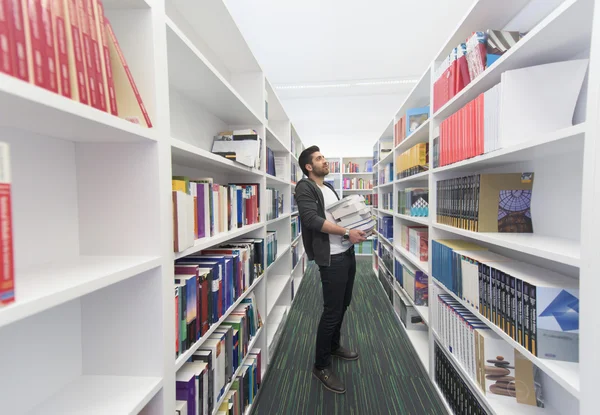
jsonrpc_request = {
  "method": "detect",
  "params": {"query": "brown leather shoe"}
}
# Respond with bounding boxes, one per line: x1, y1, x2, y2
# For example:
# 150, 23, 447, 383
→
312, 366, 346, 394
331, 346, 359, 360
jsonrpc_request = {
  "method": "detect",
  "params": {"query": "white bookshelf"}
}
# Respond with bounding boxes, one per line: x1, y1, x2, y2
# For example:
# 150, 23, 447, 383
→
0, 1, 307, 414
372, 0, 598, 414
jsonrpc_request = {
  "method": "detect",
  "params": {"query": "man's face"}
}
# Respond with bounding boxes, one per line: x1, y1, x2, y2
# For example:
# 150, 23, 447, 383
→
307, 151, 329, 177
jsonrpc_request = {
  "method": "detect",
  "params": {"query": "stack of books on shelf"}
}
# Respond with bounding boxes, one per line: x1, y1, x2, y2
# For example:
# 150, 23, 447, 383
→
433, 29, 523, 112
395, 106, 430, 146
399, 224, 428, 262
342, 177, 373, 190
328, 161, 340, 173
265, 187, 283, 221
396, 143, 428, 179
266, 231, 277, 268
176, 302, 262, 415
379, 162, 393, 184
432, 240, 579, 361
398, 188, 429, 217
395, 258, 428, 306
436, 172, 534, 233
378, 216, 393, 241
433, 60, 588, 168
172, 177, 260, 252
291, 215, 301, 240
0, 143, 13, 306
212, 130, 262, 169
0, 0, 152, 126
327, 195, 375, 238
433, 283, 545, 409
174, 242, 265, 358
434, 343, 488, 415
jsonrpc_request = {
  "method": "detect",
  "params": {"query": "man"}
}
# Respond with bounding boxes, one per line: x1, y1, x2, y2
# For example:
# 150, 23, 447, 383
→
294, 145, 367, 394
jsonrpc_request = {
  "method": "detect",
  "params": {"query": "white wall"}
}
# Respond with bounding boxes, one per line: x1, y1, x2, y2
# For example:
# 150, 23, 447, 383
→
282, 93, 405, 158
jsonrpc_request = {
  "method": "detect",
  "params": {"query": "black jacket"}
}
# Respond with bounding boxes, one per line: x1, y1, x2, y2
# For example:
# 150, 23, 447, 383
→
294, 178, 340, 266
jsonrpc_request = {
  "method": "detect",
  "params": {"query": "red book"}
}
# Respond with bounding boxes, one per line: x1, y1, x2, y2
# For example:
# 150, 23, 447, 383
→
65, 0, 87, 103
76, 0, 98, 108
22, 0, 46, 88
0, 0, 13, 75
51, 0, 70, 97
94, 0, 116, 114
40, 0, 57, 92
6, 0, 28, 80
85, 0, 104, 111
0, 143, 14, 307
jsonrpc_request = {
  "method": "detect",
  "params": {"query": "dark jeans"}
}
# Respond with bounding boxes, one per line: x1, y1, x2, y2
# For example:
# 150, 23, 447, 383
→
314, 246, 356, 369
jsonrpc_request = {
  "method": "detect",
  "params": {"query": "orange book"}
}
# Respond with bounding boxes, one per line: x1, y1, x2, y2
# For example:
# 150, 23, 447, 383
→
64, 0, 87, 103
51, 0, 70, 97
85, 0, 104, 111
40, 0, 58, 92
21, 0, 46, 88
105, 16, 152, 127
92, 0, 116, 114
76, 0, 98, 108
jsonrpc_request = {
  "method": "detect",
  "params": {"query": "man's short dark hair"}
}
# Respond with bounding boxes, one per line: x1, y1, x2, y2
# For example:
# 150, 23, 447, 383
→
298, 145, 320, 177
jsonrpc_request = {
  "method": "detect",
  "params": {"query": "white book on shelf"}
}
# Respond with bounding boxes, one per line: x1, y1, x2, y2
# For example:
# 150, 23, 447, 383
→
498, 59, 589, 147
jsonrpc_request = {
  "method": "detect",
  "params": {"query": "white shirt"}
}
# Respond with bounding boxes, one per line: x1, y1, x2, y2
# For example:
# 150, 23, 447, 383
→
318, 184, 348, 255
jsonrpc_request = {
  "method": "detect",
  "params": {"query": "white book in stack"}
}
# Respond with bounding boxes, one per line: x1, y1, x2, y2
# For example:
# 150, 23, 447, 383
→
326, 195, 375, 236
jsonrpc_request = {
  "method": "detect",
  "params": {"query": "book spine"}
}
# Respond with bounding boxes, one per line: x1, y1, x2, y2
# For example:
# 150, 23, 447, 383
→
6, 0, 28, 80
23, 0, 46, 87
523, 280, 531, 353
51, 0, 70, 97
65, 0, 87, 103
105, 17, 152, 127
85, 0, 103, 110
40, 0, 57, 92
0, 143, 14, 306
0, 0, 13, 75
94, 0, 116, 114
530, 283, 537, 356
76, 0, 97, 107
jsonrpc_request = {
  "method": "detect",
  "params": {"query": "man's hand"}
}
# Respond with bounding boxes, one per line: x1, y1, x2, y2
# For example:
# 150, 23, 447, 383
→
349, 229, 367, 244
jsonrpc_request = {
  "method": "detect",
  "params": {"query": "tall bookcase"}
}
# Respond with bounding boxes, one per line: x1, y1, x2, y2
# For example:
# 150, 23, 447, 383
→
372, 0, 599, 414
0, 0, 307, 414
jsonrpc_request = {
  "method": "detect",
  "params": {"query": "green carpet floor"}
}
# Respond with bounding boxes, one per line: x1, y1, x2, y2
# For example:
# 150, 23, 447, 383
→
251, 257, 447, 415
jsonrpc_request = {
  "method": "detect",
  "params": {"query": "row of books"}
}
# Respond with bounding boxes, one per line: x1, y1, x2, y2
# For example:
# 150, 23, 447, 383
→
176, 329, 262, 415
399, 224, 428, 262
291, 215, 300, 241
434, 342, 488, 415
290, 161, 299, 184
378, 263, 394, 305
341, 161, 373, 173
291, 195, 297, 213
394, 106, 430, 146
291, 242, 300, 270
378, 216, 393, 241
342, 177, 373, 190
326, 195, 376, 237
174, 239, 265, 357
363, 194, 375, 206
354, 240, 373, 255
211, 130, 262, 170
265, 188, 283, 221
265, 146, 286, 178
432, 239, 579, 362
436, 172, 534, 233
0, 0, 151, 125
379, 162, 393, 185
396, 143, 429, 179
379, 242, 393, 275
328, 161, 340, 173
0, 143, 14, 307
433, 29, 522, 112
433, 285, 544, 408
380, 191, 392, 211
398, 188, 429, 217
395, 257, 428, 306
172, 177, 260, 253
265, 231, 277, 268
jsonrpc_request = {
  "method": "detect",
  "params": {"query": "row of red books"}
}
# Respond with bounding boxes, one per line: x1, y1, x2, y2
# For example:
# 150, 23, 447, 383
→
0, 0, 151, 126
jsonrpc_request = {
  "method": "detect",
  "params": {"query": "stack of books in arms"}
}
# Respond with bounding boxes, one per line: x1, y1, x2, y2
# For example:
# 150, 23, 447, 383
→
172, 177, 260, 252
0, 0, 152, 126
0, 143, 14, 307
211, 130, 262, 169
433, 60, 588, 168
326, 195, 375, 239
432, 240, 579, 363
176, 295, 262, 415
433, 282, 545, 409
174, 239, 265, 357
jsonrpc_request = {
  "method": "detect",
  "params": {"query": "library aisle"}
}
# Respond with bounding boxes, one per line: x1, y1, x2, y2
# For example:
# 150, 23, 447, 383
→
251, 257, 446, 415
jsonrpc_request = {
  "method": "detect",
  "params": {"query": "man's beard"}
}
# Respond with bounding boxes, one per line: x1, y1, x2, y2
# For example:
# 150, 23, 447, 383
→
313, 166, 329, 177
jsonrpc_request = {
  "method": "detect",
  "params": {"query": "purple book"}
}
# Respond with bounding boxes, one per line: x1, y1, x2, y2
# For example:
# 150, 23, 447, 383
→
176, 364, 196, 415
